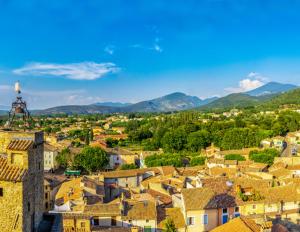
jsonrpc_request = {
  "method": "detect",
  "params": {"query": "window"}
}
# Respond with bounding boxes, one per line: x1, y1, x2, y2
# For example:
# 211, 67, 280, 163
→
222, 208, 228, 224
252, 205, 256, 209
187, 217, 195, 226
45, 193, 48, 199
0, 188, 3, 197
93, 218, 100, 226
111, 216, 117, 226
234, 207, 240, 217
28, 202, 30, 212
203, 214, 208, 225
146, 219, 149, 223
222, 214, 228, 224
45, 202, 48, 209
80, 222, 85, 228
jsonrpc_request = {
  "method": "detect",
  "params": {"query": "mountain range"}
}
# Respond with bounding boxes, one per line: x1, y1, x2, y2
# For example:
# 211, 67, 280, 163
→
35, 92, 218, 115
17, 81, 300, 115
116, 92, 218, 113
93, 102, 132, 107
0, 105, 10, 111
245, 82, 297, 96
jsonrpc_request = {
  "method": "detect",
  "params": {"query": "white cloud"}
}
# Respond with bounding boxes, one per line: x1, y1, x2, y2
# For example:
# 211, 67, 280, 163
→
153, 44, 163, 53
152, 37, 163, 53
130, 37, 163, 53
13, 61, 120, 80
104, 45, 115, 55
0, 85, 12, 91
17, 89, 103, 108
225, 72, 268, 93
247, 72, 268, 82
65, 95, 104, 105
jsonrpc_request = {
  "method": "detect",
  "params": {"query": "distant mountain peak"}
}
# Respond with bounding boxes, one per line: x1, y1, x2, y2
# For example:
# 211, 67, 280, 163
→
246, 82, 298, 96
37, 92, 219, 114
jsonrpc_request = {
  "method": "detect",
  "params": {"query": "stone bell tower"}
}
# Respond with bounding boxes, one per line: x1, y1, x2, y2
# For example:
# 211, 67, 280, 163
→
6, 81, 31, 129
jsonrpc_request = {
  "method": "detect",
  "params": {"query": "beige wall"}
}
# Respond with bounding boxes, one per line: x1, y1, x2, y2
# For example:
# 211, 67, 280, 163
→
240, 203, 265, 215
0, 130, 44, 231
44, 150, 59, 171
63, 218, 91, 232
186, 209, 218, 232
122, 219, 156, 232
0, 181, 24, 232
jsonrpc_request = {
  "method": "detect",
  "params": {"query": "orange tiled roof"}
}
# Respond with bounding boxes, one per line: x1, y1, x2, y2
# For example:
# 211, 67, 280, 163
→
211, 216, 261, 232
7, 139, 34, 151
122, 200, 157, 220
157, 207, 186, 229
181, 187, 216, 210
55, 177, 83, 205
101, 168, 159, 178
0, 157, 27, 182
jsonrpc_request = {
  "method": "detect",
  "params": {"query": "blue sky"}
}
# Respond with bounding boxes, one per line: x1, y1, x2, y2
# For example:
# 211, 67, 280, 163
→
1, 0, 300, 108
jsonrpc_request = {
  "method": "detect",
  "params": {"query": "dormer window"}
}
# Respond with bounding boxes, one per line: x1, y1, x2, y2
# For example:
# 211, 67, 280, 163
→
0, 188, 3, 197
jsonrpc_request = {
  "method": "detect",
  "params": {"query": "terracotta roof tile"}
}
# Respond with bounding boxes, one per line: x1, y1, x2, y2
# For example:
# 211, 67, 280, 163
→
101, 168, 159, 178
262, 185, 300, 203
122, 200, 156, 220
182, 187, 216, 210
269, 168, 292, 179
84, 203, 121, 216
146, 189, 172, 205
0, 157, 27, 182
211, 216, 261, 232
7, 139, 34, 151
157, 207, 185, 229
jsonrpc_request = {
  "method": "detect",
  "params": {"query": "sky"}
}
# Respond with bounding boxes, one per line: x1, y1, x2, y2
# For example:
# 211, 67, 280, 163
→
1, 0, 300, 109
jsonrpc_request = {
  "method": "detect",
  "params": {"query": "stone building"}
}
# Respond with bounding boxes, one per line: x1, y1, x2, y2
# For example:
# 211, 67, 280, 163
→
0, 130, 44, 231
44, 143, 59, 171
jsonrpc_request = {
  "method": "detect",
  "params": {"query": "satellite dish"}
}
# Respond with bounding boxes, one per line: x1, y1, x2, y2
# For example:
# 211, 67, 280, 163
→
226, 181, 233, 187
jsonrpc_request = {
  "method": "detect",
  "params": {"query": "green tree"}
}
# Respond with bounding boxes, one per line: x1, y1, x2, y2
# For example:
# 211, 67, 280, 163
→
85, 133, 90, 145
56, 148, 72, 168
74, 146, 109, 173
190, 156, 206, 166
162, 128, 187, 152
249, 148, 279, 165
90, 128, 94, 141
163, 218, 176, 232
187, 130, 210, 152
106, 138, 119, 148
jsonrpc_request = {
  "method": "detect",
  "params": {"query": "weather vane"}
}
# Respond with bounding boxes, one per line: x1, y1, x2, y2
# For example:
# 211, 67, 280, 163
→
5, 81, 32, 129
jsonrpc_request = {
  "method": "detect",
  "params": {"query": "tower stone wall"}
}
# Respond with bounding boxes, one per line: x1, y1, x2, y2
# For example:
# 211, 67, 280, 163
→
0, 130, 44, 232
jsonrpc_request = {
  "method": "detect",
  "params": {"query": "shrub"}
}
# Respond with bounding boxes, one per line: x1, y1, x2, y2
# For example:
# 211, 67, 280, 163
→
249, 148, 279, 165
224, 154, 246, 161
120, 164, 138, 170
